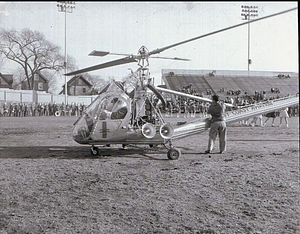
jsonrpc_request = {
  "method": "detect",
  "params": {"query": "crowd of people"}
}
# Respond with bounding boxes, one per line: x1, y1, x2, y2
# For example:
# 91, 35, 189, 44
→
0, 87, 299, 120
162, 86, 299, 119
0, 102, 87, 117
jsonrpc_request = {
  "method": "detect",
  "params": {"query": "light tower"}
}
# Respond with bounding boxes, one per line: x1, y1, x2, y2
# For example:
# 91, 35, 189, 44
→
57, 1, 75, 104
241, 5, 258, 71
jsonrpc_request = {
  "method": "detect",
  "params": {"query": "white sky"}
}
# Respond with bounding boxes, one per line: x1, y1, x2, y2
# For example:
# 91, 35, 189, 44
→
0, 1, 298, 88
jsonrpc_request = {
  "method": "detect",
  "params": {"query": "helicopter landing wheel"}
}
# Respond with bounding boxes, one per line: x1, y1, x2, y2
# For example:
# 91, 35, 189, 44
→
90, 146, 99, 156
167, 147, 181, 160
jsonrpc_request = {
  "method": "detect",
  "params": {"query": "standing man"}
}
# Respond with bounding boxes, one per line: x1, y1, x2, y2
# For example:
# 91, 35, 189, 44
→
279, 107, 289, 127
205, 95, 227, 154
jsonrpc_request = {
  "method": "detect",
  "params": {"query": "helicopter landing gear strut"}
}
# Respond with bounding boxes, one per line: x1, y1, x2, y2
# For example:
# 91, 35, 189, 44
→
164, 140, 181, 160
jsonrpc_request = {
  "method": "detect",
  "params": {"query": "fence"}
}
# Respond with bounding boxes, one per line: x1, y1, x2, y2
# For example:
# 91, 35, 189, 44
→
0, 88, 98, 105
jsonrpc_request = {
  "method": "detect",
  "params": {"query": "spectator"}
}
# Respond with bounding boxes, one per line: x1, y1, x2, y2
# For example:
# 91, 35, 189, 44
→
249, 114, 263, 127
279, 107, 289, 127
263, 111, 277, 127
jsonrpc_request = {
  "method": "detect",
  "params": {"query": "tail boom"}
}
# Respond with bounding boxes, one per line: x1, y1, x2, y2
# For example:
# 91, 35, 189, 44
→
172, 95, 298, 140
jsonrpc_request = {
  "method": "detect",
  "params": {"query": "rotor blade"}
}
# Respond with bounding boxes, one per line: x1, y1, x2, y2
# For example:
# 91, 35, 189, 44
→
156, 87, 234, 107
89, 50, 133, 57
149, 7, 298, 55
150, 56, 191, 61
65, 57, 138, 76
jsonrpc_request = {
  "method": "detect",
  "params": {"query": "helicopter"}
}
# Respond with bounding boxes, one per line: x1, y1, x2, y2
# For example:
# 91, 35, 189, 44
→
66, 7, 298, 160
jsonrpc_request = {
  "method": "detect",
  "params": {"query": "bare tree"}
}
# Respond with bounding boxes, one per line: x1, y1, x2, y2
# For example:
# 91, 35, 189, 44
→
47, 55, 78, 94
0, 56, 4, 68
41, 69, 60, 94
83, 73, 110, 94
121, 69, 140, 93
0, 28, 65, 90
12, 67, 25, 90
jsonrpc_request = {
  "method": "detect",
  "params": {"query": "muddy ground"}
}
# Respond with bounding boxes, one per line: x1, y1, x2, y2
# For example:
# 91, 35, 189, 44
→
0, 115, 299, 234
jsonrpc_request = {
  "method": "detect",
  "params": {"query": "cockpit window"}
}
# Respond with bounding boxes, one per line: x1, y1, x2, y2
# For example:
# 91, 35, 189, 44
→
98, 97, 128, 120
85, 98, 101, 119
110, 98, 128, 119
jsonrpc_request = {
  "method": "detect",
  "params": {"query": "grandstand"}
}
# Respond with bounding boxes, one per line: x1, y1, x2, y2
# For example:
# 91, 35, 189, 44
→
161, 69, 299, 98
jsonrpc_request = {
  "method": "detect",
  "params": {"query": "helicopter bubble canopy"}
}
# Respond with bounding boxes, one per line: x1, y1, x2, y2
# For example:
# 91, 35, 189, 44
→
72, 82, 131, 143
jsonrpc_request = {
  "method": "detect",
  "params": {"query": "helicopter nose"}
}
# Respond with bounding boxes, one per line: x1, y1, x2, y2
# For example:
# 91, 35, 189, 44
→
72, 116, 92, 143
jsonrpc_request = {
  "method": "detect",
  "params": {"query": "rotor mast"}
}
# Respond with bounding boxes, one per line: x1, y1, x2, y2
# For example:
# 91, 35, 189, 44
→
136, 46, 151, 87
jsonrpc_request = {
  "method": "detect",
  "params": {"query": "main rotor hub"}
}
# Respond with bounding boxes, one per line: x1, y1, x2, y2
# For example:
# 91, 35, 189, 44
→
138, 46, 149, 59
137, 46, 150, 68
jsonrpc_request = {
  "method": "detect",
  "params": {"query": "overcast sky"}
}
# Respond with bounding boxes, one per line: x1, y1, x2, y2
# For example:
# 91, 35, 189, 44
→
0, 1, 298, 87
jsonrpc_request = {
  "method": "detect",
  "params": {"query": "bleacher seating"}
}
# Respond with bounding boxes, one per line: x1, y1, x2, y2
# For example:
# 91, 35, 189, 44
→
162, 69, 299, 98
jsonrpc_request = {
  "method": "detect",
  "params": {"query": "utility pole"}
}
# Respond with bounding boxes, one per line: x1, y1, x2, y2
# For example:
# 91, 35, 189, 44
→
57, 1, 75, 104
241, 5, 258, 71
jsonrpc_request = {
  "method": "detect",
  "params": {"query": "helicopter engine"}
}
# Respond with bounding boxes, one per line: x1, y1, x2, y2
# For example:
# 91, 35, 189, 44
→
159, 123, 174, 139
141, 123, 156, 138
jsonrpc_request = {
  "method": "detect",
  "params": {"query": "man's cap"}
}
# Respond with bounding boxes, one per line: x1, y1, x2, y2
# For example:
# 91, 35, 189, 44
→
212, 95, 219, 101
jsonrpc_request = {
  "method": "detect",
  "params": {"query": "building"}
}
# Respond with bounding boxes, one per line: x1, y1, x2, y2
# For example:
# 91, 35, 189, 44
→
59, 75, 93, 96
0, 73, 13, 89
162, 69, 299, 98
21, 71, 49, 92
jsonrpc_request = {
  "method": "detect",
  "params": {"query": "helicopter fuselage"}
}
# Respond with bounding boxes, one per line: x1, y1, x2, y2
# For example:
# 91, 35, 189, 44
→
72, 82, 166, 146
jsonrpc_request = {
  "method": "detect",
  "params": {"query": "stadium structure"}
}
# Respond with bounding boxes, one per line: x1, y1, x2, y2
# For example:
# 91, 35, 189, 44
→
161, 69, 299, 99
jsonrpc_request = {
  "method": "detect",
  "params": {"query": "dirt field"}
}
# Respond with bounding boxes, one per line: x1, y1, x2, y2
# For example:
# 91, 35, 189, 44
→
0, 115, 299, 234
